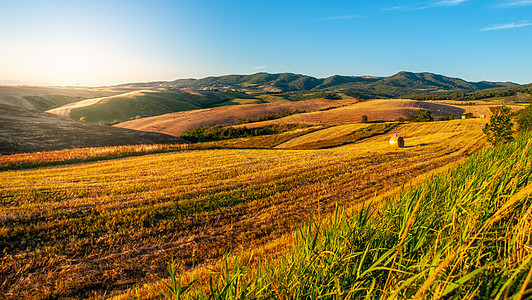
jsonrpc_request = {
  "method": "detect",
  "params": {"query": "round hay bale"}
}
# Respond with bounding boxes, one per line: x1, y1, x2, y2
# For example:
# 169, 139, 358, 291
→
390, 133, 404, 148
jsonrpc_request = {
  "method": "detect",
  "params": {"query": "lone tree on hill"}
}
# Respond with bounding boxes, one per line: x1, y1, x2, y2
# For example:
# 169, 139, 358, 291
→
483, 105, 514, 145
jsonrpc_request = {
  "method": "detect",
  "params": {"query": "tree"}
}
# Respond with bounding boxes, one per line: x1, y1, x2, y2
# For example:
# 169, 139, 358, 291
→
325, 93, 341, 100
483, 105, 514, 145
413, 109, 433, 122
463, 112, 474, 119
517, 105, 532, 132
437, 115, 454, 121
361, 115, 368, 123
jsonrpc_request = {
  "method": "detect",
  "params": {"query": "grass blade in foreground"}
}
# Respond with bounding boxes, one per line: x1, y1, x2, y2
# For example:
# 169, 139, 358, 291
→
171, 131, 532, 299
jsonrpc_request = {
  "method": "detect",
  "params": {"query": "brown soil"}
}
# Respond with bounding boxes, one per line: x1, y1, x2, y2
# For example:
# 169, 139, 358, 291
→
0, 104, 185, 155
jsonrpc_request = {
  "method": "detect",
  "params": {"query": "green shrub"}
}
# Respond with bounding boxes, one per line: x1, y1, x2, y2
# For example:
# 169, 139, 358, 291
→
437, 115, 454, 121
517, 105, 532, 132
482, 105, 514, 144
463, 112, 475, 119
404, 109, 434, 122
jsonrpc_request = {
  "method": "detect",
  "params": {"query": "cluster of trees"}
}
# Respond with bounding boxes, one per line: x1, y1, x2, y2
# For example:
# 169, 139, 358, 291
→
180, 124, 300, 142
410, 84, 532, 101
396, 109, 435, 122
362, 110, 455, 124
236, 110, 305, 125
181, 125, 274, 142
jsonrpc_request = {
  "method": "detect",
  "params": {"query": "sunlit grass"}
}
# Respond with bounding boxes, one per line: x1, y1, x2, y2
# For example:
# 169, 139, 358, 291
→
157, 128, 532, 299
275, 123, 373, 149
0, 144, 188, 171
0, 119, 488, 299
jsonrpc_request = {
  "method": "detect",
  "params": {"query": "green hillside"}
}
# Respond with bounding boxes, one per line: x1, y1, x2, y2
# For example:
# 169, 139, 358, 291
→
307, 72, 518, 99
121, 71, 519, 98
22, 95, 86, 111
0, 86, 131, 110
68, 89, 257, 124
410, 82, 532, 102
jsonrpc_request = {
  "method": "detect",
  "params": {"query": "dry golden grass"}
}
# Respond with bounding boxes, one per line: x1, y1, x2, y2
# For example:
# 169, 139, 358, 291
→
233, 99, 470, 129
275, 123, 373, 149
0, 144, 189, 170
116, 98, 358, 136
430, 100, 526, 118
199, 125, 328, 149
0, 119, 487, 299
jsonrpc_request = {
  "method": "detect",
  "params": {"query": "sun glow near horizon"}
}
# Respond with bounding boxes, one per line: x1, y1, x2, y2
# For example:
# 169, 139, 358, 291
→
2, 33, 175, 86
0, 1, 194, 87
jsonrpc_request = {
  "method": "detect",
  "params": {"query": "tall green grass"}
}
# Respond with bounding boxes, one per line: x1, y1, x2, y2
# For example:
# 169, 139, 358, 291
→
160, 131, 532, 299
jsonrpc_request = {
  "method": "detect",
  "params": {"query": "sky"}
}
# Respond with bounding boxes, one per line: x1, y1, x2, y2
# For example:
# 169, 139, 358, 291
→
0, 0, 531, 86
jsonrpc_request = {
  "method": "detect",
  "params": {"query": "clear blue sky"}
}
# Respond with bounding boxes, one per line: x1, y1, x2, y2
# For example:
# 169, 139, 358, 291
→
1, 0, 531, 86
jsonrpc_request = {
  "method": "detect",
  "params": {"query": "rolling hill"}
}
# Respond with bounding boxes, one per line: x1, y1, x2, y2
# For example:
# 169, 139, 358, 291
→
0, 104, 184, 155
116, 98, 510, 138
115, 98, 358, 136
0, 70, 529, 299
120, 71, 517, 97
0, 86, 135, 111
37, 71, 525, 126
236, 99, 469, 127
46, 89, 264, 124
410, 82, 532, 101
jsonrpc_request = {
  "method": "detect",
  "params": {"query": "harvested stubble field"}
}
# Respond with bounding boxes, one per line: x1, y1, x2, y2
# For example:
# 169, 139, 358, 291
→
0, 119, 487, 299
274, 123, 373, 149
233, 99, 468, 129
115, 98, 357, 136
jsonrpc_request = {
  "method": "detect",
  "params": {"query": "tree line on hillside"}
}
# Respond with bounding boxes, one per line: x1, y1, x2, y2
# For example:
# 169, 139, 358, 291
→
180, 124, 303, 142
410, 84, 532, 101
392, 109, 457, 122
237, 110, 306, 125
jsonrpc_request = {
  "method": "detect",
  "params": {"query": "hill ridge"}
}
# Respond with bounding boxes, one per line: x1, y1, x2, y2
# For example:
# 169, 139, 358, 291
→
118, 71, 517, 95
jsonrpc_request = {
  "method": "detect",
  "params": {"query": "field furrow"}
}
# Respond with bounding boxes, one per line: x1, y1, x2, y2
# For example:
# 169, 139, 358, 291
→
0, 119, 487, 299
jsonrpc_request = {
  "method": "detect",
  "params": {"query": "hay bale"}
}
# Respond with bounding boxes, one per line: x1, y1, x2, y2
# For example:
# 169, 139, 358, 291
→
390, 133, 404, 148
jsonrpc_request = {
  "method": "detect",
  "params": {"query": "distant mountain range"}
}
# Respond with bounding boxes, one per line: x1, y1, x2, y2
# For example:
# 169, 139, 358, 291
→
120, 71, 519, 98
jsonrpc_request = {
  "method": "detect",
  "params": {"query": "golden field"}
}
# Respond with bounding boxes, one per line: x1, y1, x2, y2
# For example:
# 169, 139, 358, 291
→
0, 119, 488, 299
